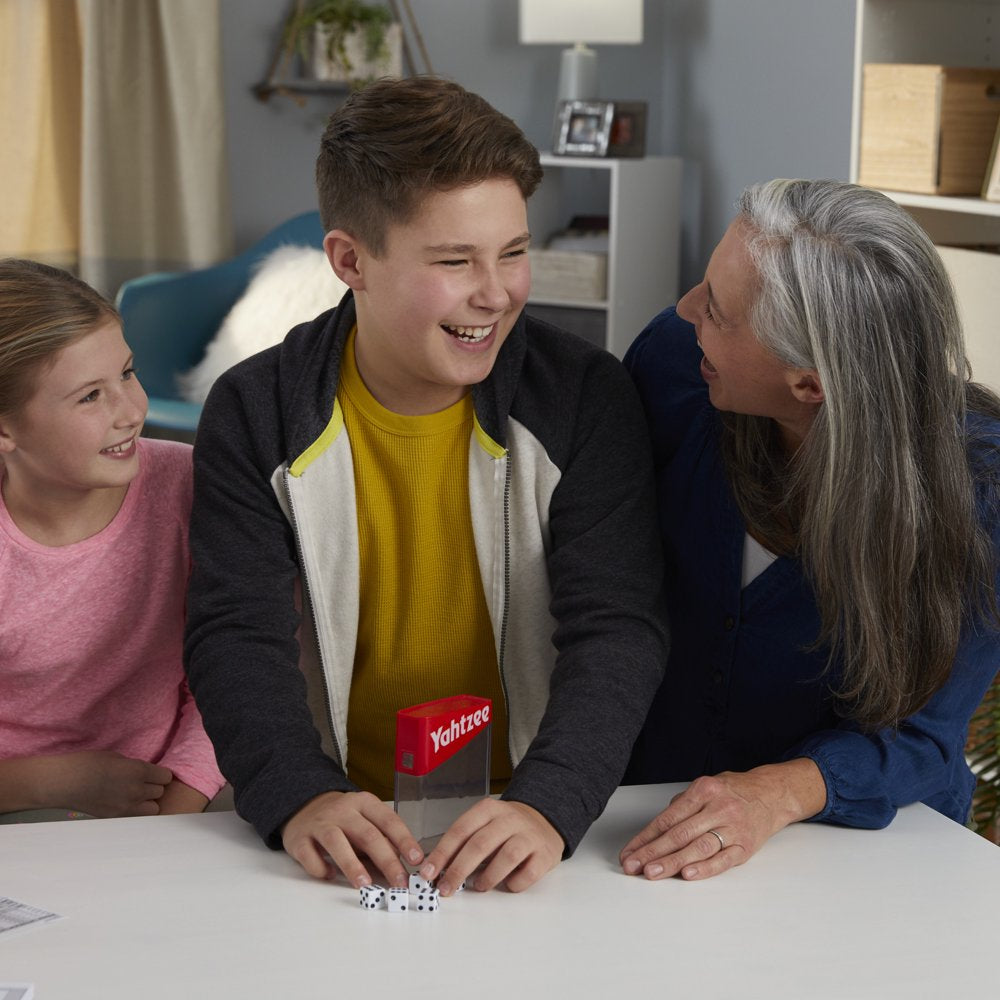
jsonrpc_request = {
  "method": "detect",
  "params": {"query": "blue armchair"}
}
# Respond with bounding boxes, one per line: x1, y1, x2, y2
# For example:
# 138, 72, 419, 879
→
115, 211, 326, 435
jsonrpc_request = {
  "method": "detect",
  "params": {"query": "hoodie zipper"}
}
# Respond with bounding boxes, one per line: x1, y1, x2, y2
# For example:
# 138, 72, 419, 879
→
498, 449, 514, 770
283, 468, 344, 770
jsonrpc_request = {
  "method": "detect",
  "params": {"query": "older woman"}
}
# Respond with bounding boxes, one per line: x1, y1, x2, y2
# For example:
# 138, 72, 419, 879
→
620, 179, 1000, 881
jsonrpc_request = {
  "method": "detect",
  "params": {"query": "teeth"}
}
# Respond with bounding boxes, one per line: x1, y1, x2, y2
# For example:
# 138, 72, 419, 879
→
444, 324, 491, 343
103, 439, 132, 454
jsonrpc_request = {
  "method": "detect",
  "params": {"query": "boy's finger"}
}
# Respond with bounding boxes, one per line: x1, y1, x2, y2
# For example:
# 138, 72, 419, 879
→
420, 803, 492, 882
319, 823, 390, 889
362, 800, 424, 867
337, 819, 410, 889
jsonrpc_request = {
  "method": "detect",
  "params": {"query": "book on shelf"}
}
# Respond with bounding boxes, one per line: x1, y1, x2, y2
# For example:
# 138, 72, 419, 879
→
983, 116, 1000, 203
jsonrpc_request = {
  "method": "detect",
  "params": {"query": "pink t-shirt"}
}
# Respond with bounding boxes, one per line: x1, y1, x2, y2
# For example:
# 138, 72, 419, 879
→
0, 438, 224, 799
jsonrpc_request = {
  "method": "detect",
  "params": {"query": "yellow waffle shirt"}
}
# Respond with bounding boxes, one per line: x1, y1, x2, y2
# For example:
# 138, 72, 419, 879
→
339, 329, 511, 801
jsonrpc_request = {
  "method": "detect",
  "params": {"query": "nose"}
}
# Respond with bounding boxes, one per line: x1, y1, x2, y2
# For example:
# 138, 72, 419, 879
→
471, 265, 510, 314
676, 281, 702, 324
113, 377, 148, 428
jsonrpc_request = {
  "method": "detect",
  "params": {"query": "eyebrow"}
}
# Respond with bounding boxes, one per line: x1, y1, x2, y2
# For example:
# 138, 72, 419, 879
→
63, 353, 135, 399
706, 282, 731, 324
424, 232, 531, 255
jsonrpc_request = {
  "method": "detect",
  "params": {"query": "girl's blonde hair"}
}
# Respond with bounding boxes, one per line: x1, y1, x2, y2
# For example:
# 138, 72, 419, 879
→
0, 258, 119, 418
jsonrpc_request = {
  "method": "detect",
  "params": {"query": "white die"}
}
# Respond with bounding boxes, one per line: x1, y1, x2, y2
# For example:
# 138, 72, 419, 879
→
386, 887, 409, 913
408, 873, 432, 893
359, 885, 386, 910
411, 888, 440, 913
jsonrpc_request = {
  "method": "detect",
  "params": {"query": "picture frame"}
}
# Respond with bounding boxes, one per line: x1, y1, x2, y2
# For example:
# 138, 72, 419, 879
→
553, 99, 647, 158
983, 116, 1000, 202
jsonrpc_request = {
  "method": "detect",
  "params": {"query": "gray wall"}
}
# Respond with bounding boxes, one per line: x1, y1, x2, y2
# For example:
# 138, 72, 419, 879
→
221, 0, 855, 291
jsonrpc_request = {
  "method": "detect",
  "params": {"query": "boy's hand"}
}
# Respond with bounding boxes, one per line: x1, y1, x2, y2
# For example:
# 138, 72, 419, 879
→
420, 799, 564, 896
281, 790, 423, 889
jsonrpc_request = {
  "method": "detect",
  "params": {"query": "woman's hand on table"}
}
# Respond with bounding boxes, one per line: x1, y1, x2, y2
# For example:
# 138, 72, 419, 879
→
619, 759, 827, 881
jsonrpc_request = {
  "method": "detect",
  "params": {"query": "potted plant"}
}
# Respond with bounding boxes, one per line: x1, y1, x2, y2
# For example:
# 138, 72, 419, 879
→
966, 673, 1000, 844
283, 0, 403, 88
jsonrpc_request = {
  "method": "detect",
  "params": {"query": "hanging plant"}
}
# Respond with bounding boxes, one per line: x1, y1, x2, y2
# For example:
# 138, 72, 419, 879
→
283, 0, 398, 87
966, 673, 1000, 844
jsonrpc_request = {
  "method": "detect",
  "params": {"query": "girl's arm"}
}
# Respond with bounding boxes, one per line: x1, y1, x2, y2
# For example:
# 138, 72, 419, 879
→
156, 777, 210, 814
154, 680, 226, 804
0, 751, 172, 817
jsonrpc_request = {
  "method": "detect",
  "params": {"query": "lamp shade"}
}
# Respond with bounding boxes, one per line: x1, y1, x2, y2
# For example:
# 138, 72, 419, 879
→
518, 0, 643, 45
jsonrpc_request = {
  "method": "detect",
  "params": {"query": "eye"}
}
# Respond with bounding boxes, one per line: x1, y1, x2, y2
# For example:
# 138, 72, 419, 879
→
437, 258, 468, 267
704, 302, 716, 322
122, 367, 136, 381
503, 248, 528, 260
79, 389, 99, 404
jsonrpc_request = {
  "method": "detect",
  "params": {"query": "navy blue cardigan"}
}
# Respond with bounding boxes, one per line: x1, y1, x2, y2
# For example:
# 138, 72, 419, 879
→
623, 307, 1000, 829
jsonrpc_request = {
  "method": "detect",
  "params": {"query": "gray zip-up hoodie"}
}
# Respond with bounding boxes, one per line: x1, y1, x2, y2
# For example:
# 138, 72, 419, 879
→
184, 293, 667, 854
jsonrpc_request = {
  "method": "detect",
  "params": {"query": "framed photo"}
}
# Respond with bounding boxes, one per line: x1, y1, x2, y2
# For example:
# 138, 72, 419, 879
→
983, 117, 1000, 202
553, 100, 647, 158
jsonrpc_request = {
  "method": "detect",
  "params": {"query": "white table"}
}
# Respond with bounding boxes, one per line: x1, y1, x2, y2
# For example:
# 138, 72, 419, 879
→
2, 784, 998, 999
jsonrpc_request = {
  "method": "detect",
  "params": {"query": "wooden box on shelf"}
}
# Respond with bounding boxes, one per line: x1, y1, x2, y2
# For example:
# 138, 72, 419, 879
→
935, 245, 1000, 393
530, 249, 607, 302
858, 63, 1000, 194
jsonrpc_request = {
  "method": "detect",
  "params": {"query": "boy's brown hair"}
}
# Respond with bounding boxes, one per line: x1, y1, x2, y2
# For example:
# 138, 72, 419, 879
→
316, 76, 542, 255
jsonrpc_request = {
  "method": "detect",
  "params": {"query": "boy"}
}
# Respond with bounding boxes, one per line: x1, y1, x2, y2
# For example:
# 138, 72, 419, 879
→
185, 77, 667, 896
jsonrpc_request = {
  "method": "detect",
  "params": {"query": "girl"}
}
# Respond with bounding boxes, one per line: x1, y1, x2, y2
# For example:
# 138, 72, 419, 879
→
620, 180, 1000, 880
0, 258, 223, 819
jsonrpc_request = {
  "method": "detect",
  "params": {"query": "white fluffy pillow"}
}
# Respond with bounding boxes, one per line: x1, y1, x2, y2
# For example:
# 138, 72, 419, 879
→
178, 244, 348, 404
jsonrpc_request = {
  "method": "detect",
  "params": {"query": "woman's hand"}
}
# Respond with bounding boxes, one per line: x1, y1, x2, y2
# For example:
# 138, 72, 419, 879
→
619, 759, 827, 881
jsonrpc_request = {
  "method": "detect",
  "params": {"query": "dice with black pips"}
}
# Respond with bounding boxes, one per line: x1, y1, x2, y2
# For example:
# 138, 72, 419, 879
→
359, 884, 386, 910
408, 873, 432, 893
412, 888, 440, 913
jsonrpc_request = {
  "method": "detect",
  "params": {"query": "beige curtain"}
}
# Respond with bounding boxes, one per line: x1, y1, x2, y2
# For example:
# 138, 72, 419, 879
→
0, 0, 232, 297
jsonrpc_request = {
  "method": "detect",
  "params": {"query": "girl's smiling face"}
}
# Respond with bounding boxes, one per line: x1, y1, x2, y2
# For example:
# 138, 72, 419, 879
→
0, 318, 148, 500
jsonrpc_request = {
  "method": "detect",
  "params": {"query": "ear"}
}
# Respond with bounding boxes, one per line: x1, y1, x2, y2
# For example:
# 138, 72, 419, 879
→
0, 420, 17, 455
787, 368, 824, 405
324, 230, 366, 290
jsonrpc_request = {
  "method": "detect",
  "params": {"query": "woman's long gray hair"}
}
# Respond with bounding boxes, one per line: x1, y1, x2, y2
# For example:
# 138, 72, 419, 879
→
722, 178, 1000, 730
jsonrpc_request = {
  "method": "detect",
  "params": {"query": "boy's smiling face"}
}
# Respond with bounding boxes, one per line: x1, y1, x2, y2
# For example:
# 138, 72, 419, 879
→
328, 177, 531, 415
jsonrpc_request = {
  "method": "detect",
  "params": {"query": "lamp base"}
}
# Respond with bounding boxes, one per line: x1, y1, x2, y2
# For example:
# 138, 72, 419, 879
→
557, 43, 597, 102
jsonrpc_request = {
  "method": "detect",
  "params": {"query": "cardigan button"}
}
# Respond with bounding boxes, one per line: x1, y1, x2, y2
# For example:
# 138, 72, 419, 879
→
723, 615, 735, 631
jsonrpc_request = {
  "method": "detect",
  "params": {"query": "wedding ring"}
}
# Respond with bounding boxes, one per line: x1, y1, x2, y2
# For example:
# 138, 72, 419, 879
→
708, 829, 725, 851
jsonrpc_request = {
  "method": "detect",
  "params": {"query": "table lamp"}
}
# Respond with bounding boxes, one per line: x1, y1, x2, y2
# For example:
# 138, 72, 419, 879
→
518, 0, 644, 102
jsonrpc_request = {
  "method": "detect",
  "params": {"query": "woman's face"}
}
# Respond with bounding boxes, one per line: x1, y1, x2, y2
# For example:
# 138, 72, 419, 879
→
677, 220, 819, 449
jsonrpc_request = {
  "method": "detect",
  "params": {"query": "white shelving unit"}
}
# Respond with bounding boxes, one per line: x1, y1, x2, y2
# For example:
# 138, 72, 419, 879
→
851, 0, 1000, 387
527, 154, 682, 359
